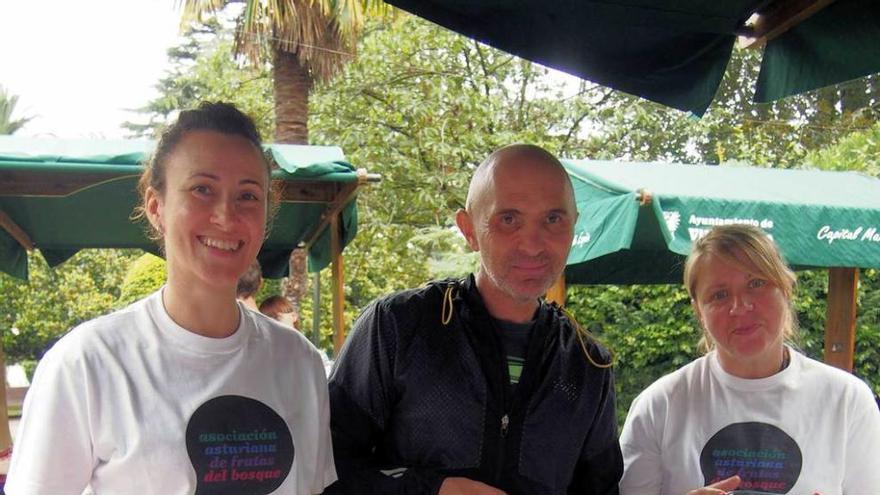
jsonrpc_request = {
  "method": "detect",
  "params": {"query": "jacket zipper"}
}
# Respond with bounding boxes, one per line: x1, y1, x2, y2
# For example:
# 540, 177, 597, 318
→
494, 368, 511, 484
495, 411, 509, 485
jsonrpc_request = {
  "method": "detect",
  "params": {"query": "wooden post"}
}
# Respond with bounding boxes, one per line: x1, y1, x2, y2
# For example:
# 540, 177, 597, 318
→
311, 272, 321, 347
824, 267, 858, 372
545, 274, 567, 306
330, 214, 346, 357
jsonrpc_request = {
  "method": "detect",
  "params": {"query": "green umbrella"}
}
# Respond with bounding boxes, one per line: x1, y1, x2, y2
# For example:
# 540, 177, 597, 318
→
559, 159, 879, 372
563, 159, 880, 284
0, 136, 367, 280
384, 0, 880, 116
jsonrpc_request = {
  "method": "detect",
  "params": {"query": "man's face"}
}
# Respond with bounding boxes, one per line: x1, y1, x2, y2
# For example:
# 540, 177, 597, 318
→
458, 155, 577, 306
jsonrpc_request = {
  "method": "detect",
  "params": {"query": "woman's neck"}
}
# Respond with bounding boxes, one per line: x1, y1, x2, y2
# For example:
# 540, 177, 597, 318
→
162, 281, 240, 338
718, 344, 789, 379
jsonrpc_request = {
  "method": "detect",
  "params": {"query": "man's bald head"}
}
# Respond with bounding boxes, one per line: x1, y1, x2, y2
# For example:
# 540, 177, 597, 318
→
465, 144, 574, 214
455, 143, 578, 321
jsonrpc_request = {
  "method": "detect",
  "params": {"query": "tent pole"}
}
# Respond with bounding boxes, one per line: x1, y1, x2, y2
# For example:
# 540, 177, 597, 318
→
330, 214, 346, 356
311, 272, 321, 348
0, 209, 34, 251
545, 274, 567, 306
824, 267, 858, 372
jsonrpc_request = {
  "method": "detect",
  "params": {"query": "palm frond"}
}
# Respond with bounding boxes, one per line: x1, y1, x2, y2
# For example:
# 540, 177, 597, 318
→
183, 0, 393, 82
0, 86, 34, 135
178, 0, 228, 29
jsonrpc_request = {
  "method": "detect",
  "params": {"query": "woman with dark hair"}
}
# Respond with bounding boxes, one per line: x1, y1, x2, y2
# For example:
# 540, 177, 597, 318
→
7, 102, 336, 494
620, 224, 880, 495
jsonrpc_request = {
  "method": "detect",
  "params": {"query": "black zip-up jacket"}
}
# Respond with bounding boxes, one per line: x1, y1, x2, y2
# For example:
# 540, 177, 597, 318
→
327, 275, 623, 494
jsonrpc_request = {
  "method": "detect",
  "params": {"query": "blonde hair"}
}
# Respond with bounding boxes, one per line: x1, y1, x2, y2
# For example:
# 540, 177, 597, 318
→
683, 224, 798, 353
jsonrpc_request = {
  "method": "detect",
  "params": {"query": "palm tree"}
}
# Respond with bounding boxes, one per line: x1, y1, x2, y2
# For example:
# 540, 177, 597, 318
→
181, 0, 382, 144
0, 85, 33, 135
179, 0, 386, 310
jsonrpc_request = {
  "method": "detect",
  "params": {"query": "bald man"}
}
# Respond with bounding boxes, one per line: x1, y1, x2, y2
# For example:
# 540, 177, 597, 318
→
328, 145, 623, 494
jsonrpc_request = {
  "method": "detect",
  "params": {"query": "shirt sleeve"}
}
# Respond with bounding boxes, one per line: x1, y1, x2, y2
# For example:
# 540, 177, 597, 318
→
619, 388, 665, 495
842, 379, 880, 493
6, 342, 94, 495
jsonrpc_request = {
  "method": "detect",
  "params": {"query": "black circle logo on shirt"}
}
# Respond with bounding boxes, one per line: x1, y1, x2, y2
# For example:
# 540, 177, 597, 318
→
700, 422, 802, 494
186, 395, 294, 495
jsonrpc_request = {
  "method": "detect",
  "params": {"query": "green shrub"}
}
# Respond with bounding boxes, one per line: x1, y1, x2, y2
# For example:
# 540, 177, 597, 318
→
116, 254, 167, 308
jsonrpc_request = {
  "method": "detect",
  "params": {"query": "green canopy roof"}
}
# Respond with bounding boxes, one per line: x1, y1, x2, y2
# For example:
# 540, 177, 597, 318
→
385, 0, 880, 116
563, 160, 880, 284
0, 136, 366, 280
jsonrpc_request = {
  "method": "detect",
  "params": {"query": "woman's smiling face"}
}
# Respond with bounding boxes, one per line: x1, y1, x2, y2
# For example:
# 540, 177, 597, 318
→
692, 253, 789, 378
146, 130, 268, 292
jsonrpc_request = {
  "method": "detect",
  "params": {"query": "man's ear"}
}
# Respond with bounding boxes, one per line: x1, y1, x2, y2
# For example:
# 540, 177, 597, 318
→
144, 187, 164, 234
455, 209, 480, 252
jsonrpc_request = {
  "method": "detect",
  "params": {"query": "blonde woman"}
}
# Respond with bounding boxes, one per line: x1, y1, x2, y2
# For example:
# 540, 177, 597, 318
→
620, 224, 880, 495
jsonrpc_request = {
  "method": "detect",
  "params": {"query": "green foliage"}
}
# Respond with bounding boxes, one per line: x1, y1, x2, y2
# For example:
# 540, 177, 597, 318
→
116, 253, 168, 307
807, 120, 880, 177
20, 359, 37, 383
255, 278, 283, 308
0, 250, 138, 363
566, 284, 699, 426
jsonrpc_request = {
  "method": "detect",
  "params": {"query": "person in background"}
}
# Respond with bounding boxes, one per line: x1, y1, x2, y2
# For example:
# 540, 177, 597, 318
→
260, 295, 332, 376
6, 102, 336, 495
619, 224, 880, 495
327, 144, 622, 494
260, 294, 300, 329
236, 258, 263, 311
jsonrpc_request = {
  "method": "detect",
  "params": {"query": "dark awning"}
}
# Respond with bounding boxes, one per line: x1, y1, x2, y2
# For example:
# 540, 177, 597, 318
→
384, 0, 880, 116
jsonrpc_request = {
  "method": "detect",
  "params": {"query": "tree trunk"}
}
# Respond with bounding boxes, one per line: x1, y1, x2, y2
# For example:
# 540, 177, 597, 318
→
273, 46, 312, 145
273, 45, 313, 313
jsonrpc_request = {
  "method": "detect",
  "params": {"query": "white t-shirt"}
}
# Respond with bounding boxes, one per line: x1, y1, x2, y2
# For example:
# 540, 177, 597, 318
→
620, 348, 880, 495
6, 289, 336, 495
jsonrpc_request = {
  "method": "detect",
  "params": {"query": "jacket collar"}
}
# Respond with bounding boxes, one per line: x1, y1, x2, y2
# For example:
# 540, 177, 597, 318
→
460, 273, 549, 326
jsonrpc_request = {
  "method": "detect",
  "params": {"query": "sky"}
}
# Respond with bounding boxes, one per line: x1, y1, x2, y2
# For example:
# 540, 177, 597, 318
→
0, 1, 583, 141
1, 0, 183, 139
